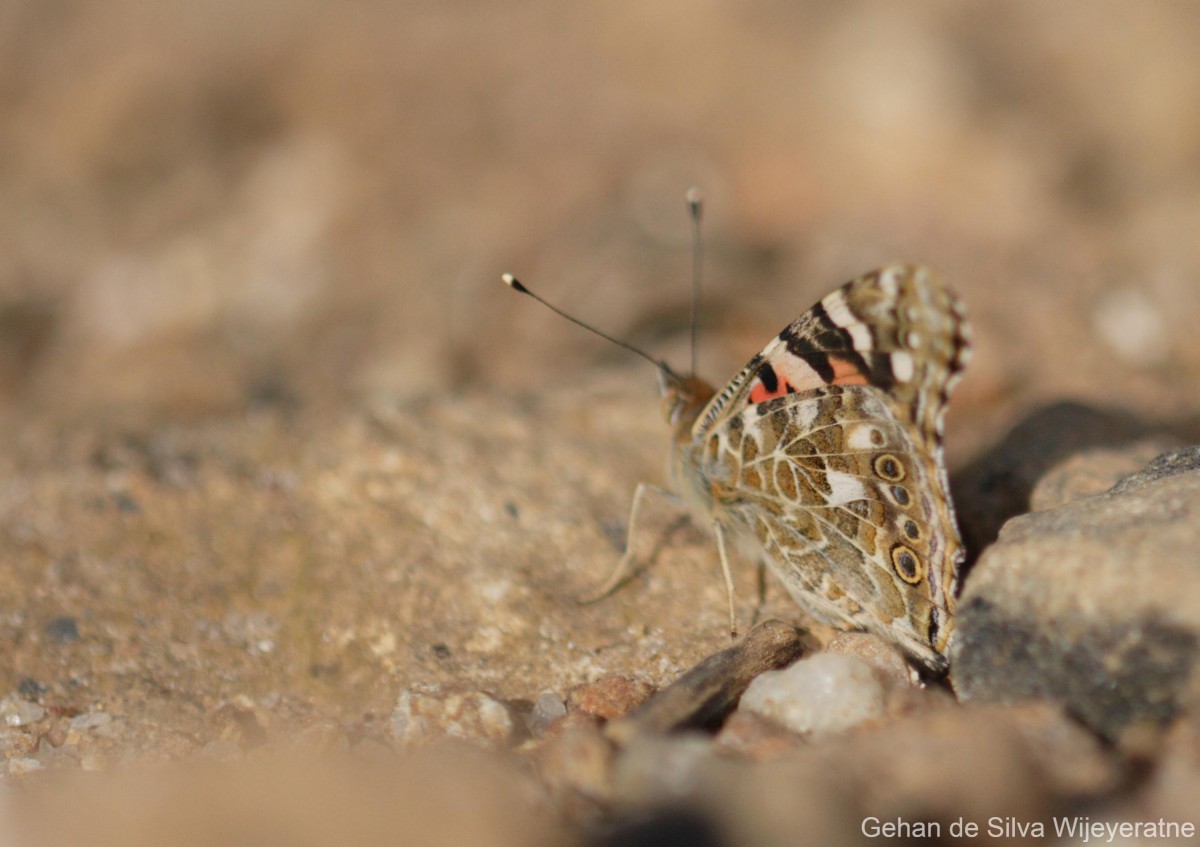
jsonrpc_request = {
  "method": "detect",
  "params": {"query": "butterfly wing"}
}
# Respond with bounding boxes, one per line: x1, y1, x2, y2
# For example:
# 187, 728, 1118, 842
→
683, 265, 969, 670
692, 264, 969, 449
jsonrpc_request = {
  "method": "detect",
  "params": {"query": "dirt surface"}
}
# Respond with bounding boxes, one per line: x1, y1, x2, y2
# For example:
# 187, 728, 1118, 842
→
3, 1, 1200, 843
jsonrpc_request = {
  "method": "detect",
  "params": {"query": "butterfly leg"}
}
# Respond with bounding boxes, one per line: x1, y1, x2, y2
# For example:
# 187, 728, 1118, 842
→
578, 482, 680, 604
714, 521, 738, 639
748, 558, 768, 629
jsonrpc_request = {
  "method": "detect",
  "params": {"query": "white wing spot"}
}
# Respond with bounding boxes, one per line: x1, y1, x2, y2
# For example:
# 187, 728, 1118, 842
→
845, 424, 880, 450
825, 470, 868, 505
793, 399, 819, 431
905, 331, 922, 348
846, 322, 872, 349
891, 351, 915, 382
878, 268, 901, 296
822, 293, 872, 348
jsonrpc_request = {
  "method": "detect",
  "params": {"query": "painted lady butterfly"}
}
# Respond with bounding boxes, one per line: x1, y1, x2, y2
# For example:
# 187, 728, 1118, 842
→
505, 262, 970, 673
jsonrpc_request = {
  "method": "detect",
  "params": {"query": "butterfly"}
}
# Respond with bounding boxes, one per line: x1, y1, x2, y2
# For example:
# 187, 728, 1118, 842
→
505, 263, 970, 674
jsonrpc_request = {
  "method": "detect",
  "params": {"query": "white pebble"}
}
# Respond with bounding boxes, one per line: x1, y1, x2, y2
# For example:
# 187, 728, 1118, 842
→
739, 653, 886, 736
0, 697, 45, 727
68, 712, 112, 731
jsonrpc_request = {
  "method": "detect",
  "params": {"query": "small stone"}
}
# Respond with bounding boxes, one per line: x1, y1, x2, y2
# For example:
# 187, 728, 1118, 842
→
739, 653, 886, 736
0, 727, 34, 758
7, 757, 44, 775
211, 697, 268, 749
390, 685, 516, 748
68, 711, 112, 732
1, 696, 46, 727
528, 691, 567, 736
41, 722, 68, 748
567, 675, 654, 721
44, 617, 80, 644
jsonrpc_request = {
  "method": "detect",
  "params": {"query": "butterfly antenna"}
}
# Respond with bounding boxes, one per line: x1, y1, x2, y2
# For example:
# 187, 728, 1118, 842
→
501, 274, 669, 373
686, 187, 703, 377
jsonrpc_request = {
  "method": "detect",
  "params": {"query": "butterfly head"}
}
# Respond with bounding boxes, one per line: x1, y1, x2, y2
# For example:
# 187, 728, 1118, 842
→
658, 364, 715, 436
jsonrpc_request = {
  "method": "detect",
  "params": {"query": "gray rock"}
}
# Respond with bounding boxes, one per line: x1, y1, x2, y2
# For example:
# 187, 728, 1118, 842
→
1028, 439, 1178, 511
528, 691, 567, 736
951, 446, 1200, 738
1109, 445, 1200, 493
952, 402, 1182, 551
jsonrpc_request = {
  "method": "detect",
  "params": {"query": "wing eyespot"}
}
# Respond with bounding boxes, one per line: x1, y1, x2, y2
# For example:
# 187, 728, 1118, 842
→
873, 454, 906, 482
891, 544, 925, 584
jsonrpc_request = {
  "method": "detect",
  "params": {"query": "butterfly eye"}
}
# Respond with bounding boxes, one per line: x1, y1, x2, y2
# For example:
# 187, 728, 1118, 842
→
873, 454, 906, 482
891, 544, 925, 584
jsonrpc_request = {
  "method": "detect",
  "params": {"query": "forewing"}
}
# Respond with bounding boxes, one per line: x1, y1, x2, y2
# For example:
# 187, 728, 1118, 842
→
692, 264, 970, 452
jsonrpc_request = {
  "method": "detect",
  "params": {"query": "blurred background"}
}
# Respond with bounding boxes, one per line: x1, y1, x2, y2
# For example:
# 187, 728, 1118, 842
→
2, 0, 1199, 445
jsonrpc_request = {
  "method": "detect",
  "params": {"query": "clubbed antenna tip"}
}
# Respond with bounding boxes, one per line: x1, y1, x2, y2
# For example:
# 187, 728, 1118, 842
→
501, 272, 527, 293
499, 271, 668, 373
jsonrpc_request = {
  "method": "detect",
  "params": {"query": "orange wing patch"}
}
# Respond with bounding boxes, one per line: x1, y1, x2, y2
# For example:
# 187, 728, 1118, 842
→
829, 356, 870, 386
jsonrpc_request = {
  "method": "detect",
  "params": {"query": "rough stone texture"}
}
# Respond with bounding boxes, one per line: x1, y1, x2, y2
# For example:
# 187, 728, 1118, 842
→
953, 403, 1186, 552
566, 676, 657, 723
1028, 438, 1181, 511
952, 446, 1200, 738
